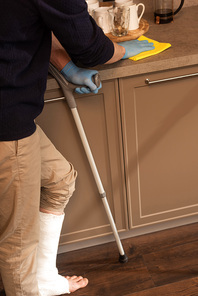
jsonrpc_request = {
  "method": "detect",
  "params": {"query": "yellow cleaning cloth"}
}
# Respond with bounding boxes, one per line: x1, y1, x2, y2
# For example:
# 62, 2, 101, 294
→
129, 35, 171, 61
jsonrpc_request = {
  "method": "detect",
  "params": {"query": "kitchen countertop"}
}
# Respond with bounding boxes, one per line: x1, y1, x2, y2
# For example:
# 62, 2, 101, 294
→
47, 6, 198, 87
95, 5, 198, 80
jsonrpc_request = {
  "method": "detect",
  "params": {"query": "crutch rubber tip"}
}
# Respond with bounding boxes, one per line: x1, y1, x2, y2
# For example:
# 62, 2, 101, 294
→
119, 254, 128, 263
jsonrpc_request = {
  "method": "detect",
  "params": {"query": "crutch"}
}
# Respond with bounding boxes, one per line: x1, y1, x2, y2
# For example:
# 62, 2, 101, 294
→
48, 63, 128, 263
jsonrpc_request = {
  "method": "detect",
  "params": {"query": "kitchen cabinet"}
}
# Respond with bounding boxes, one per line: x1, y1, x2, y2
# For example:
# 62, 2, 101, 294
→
37, 65, 198, 249
36, 78, 128, 247
119, 65, 198, 228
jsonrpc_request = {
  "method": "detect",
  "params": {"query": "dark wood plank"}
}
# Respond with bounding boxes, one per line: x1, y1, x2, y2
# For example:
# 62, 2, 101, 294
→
57, 242, 155, 296
61, 257, 154, 296
125, 277, 198, 296
143, 240, 198, 286
124, 222, 198, 257
0, 276, 4, 295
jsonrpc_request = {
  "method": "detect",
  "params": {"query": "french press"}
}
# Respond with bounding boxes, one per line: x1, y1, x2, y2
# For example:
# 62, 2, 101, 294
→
154, 0, 184, 24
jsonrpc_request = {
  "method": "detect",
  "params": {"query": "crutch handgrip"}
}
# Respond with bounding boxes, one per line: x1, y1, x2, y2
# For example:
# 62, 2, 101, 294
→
48, 63, 77, 108
48, 63, 101, 109
91, 73, 101, 88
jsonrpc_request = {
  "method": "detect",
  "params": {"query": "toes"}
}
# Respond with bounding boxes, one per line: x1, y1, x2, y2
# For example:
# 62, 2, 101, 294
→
82, 278, 89, 287
76, 276, 83, 282
68, 275, 78, 280
67, 275, 89, 293
77, 277, 88, 287
66, 275, 84, 282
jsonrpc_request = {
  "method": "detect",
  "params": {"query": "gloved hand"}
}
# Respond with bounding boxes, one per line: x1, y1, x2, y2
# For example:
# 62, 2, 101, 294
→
61, 61, 102, 94
118, 40, 155, 59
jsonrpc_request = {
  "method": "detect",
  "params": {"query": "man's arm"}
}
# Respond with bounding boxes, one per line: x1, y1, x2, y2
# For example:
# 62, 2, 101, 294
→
51, 33, 125, 68
50, 33, 101, 94
51, 34, 154, 67
105, 42, 126, 64
50, 33, 71, 71
41, 1, 154, 67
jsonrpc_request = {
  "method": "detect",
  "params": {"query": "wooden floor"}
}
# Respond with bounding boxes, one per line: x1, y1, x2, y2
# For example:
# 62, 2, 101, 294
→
1, 222, 198, 295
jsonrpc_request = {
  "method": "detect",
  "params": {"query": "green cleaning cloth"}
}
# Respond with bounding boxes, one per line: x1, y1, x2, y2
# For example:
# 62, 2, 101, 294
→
129, 35, 171, 61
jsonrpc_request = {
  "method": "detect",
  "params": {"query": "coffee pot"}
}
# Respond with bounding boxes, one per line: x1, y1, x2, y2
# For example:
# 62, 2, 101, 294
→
154, 0, 184, 24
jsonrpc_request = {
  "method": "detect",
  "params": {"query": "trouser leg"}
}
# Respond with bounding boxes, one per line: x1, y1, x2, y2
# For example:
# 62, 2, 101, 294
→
38, 125, 77, 213
0, 129, 41, 296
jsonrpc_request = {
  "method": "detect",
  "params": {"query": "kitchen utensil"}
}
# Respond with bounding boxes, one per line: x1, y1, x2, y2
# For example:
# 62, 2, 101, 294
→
123, 3, 145, 30
108, 6, 130, 37
86, 0, 99, 16
93, 6, 112, 33
115, 0, 133, 7
154, 0, 185, 24
106, 18, 149, 42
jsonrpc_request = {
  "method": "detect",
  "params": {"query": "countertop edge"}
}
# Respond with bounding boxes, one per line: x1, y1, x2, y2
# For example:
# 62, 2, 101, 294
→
98, 54, 198, 81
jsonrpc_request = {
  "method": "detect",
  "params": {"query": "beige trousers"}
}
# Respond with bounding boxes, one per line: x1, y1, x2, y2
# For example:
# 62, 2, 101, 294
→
0, 125, 77, 295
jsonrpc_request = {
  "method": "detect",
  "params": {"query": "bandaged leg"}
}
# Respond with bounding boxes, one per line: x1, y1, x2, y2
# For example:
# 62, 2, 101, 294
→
37, 126, 88, 295
37, 212, 70, 295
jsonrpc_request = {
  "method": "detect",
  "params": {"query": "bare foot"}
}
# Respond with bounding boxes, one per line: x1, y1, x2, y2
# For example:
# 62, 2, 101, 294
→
66, 275, 88, 293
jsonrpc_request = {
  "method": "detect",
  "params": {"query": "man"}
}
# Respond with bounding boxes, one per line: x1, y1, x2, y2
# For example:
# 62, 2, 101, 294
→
0, 1, 154, 295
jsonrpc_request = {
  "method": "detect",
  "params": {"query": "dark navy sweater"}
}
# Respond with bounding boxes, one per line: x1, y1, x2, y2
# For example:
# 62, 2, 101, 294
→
0, 0, 114, 141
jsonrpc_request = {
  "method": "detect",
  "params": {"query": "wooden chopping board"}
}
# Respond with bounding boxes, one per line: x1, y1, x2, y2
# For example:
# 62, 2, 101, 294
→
106, 18, 149, 42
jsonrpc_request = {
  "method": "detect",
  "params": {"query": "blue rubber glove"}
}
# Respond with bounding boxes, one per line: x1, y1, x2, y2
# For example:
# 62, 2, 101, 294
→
61, 61, 102, 94
118, 40, 155, 59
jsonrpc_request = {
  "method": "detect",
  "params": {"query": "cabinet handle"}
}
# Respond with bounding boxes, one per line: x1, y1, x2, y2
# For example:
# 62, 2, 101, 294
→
145, 72, 198, 85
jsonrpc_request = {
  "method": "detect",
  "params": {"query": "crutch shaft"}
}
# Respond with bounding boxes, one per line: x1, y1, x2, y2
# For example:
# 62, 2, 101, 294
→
71, 108, 128, 262
102, 197, 125, 255
71, 108, 104, 194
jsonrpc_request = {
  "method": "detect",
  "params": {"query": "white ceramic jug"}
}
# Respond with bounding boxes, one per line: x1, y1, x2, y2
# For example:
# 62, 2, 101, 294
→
123, 3, 145, 30
93, 7, 112, 34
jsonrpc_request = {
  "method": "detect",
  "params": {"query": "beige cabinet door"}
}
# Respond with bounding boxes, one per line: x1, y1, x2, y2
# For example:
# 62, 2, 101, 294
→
119, 66, 198, 228
37, 78, 128, 246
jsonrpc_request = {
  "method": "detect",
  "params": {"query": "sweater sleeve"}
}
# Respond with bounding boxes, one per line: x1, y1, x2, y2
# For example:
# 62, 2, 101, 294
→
36, 0, 114, 67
